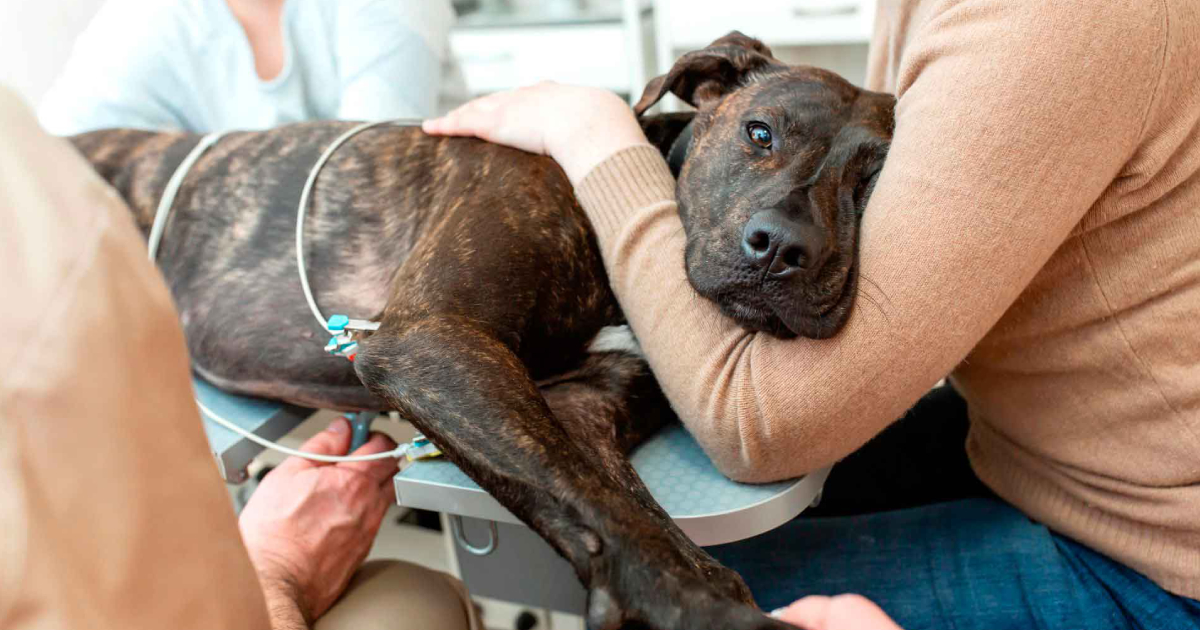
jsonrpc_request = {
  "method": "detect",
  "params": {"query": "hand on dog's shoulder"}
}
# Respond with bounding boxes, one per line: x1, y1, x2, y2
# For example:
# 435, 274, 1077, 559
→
424, 82, 651, 185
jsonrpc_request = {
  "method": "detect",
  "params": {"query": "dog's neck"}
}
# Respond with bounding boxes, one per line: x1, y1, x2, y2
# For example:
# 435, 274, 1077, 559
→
665, 122, 693, 178
638, 112, 695, 178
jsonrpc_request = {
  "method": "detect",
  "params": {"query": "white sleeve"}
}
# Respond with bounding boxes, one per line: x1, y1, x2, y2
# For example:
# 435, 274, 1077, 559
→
334, 0, 455, 120
37, 0, 190, 135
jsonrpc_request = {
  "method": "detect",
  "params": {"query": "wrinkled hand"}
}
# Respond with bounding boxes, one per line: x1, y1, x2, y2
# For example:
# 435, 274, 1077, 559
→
239, 417, 399, 624
423, 81, 650, 185
774, 595, 903, 630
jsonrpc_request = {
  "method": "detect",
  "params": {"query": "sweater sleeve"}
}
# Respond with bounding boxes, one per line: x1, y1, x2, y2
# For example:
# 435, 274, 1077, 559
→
576, 0, 1166, 482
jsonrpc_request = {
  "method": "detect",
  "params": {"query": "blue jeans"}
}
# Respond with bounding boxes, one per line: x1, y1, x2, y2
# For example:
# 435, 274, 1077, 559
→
708, 386, 1200, 629
709, 498, 1200, 629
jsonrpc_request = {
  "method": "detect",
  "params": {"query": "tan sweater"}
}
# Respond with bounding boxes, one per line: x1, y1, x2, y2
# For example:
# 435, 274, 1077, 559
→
577, 0, 1200, 599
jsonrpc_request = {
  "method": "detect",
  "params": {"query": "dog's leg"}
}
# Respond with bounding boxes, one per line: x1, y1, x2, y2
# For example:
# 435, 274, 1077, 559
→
356, 321, 788, 630
538, 350, 759, 599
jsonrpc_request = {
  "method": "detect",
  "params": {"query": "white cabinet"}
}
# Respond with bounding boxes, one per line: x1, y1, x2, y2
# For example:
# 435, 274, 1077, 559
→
449, 0, 656, 98
652, 0, 875, 95
445, 0, 876, 102
655, 0, 874, 54
452, 23, 632, 93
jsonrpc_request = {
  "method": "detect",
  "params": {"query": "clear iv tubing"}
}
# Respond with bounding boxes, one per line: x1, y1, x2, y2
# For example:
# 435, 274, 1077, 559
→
197, 400, 408, 463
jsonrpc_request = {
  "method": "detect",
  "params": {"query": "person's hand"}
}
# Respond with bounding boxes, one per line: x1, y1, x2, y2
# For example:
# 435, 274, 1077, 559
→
238, 417, 399, 626
773, 595, 904, 630
422, 81, 650, 185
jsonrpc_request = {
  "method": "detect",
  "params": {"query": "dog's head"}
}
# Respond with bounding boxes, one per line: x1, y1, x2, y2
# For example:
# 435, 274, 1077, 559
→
636, 32, 894, 339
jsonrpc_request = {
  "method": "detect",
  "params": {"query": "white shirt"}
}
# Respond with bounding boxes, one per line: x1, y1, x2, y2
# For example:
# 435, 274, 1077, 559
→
38, 0, 466, 135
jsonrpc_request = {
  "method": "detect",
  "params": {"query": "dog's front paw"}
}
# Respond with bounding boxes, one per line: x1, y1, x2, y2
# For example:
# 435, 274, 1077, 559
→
584, 565, 797, 630
692, 556, 757, 605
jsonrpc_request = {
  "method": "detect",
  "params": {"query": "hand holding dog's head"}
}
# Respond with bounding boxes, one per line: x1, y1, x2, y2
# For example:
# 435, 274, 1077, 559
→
637, 32, 895, 339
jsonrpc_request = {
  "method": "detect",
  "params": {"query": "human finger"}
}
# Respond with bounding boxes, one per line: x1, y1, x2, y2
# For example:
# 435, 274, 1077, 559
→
275, 417, 352, 472
422, 92, 506, 138
774, 594, 902, 630
339, 431, 399, 485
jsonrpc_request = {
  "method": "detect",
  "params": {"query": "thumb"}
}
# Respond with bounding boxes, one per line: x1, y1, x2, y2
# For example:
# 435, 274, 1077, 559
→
278, 416, 352, 470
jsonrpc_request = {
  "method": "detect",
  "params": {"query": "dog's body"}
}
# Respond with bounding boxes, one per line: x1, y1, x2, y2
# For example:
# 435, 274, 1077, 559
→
75, 121, 640, 411
71, 34, 894, 630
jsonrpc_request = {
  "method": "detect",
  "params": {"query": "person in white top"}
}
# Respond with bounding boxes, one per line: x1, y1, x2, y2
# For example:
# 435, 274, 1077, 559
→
38, 0, 466, 135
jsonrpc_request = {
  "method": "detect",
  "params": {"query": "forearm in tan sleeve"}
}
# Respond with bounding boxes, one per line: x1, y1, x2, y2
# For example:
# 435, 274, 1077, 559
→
577, 2, 1162, 482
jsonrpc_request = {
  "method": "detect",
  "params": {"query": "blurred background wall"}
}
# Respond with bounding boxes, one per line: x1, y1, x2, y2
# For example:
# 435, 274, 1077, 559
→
0, 0, 108, 108
0, 0, 874, 112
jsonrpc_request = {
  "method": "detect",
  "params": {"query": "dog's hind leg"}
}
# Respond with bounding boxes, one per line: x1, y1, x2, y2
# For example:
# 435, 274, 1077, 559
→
354, 319, 787, 630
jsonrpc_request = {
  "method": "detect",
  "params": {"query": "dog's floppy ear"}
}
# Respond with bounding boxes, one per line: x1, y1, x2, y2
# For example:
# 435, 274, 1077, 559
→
836, 92, 896, 215
634, 31, 780, 117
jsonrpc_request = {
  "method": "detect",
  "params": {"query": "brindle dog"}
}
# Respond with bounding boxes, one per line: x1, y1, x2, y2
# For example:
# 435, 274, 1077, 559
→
71, 33, 893, 630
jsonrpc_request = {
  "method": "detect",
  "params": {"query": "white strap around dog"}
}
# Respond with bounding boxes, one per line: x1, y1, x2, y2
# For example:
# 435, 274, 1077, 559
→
152, 121, 425, 361
294, 119, 422, 359
147, 131, 227, 261
295, 121, 390, 333
146, 123, 429, 464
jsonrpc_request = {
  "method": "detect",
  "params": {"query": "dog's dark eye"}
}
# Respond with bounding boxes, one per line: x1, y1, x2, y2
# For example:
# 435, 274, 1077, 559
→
747, 123, 773, 149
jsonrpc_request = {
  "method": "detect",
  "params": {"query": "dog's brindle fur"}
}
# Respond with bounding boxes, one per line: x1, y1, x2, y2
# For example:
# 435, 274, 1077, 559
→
71, 34, 893, 630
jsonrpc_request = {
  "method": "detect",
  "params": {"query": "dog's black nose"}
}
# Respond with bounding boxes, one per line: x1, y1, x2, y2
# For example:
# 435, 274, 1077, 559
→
742, 210, 823, 276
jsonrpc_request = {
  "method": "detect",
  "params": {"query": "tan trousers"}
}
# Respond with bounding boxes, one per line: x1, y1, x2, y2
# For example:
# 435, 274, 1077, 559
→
318, 560, 480, 630
0, 86, 476, 630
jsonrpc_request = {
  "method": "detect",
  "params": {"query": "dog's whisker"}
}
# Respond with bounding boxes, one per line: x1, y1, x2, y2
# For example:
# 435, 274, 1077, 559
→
858, 273, 894, 308
856, 289, 892, 327
857, 287, 883, 311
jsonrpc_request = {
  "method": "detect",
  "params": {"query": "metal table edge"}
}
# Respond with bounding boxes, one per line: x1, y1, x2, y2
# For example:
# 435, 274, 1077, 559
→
394, 465, 831, 546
